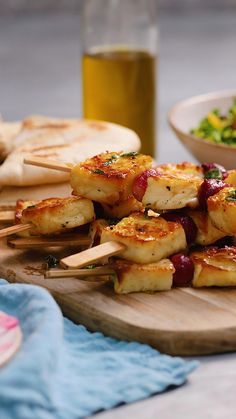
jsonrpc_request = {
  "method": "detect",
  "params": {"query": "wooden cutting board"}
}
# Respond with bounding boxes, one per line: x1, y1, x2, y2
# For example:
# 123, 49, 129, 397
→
1, 238, 236, 356
1, 184, 236, 356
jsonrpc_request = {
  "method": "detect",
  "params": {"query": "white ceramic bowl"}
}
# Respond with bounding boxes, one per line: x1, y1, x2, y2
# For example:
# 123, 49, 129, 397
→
168, 90, 236, 169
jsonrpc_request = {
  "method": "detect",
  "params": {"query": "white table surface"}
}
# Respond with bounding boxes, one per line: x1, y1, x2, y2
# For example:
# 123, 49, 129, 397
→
1, 9, 236, 418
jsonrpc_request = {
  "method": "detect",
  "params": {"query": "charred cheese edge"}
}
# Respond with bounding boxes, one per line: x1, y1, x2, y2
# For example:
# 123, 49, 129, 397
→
207, 187, 236, 236
70, 151, 152, 205
192, 247, 236, 287
15, 199, 39, 237
111, 258, 174, 294
102, 196, 143, 219
21, 196, 95, 235
225, 169, 236, 186
142, 162, 203, 210
187, 209, 226, 245
89, 219, 109, 247
100, 212, 187, 264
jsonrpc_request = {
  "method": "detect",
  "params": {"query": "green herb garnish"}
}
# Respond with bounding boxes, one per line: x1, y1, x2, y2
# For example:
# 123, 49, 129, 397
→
103, 155, 118, 166
204, 168, 222, 180
44, 254, 58, 268
225, 190, 236, 202
144, 207, 150, 219
84, 264, 97, 270
93, 169, 105, 175
120, 151, 139, 158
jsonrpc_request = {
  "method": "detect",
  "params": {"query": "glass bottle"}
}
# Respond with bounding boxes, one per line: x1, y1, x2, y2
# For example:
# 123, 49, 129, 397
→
81, 0, 158, 157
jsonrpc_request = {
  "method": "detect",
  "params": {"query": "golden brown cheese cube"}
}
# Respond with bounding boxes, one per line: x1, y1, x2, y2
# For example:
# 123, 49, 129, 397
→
102, 196, 143, 219
112, 258, 174, 294
70, 151, 152, 205
100, 212, 187, 264
15, 199, 38, 224
143, 162, 203, 210
187, 210, 226, 245
15, 199, 40, 237
89, 219, 109, 247
21, 196, 95, 236
192, 247, 236, 287
207, 187, 236, 235
225, 170, 236, 186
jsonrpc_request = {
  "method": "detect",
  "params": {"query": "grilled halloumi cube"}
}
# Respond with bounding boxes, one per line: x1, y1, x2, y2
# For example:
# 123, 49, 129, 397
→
187, 210, 226, 245
20, 196, 95, 235
111, 258, 174, 294
15, 199, 40, 237
141, 162, 203, 210
100, 212, 187, 264
102, 196, 143, 219
192, 247, 236, 287
225, 170, 236, 186
15, 199, 38, 224
207, 187, 236, 235
70, 151, 152, 205
89, 219, 109, 247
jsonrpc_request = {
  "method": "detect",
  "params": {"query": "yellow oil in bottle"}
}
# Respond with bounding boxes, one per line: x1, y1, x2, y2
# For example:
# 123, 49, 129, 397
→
82, 48, 156, 156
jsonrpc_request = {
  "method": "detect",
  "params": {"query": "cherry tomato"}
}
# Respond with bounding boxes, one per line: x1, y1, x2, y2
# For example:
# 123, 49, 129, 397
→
198, 179, 228, 209
133, 168, 159, 201
162, 212, 197, 244
170, 254, 194, 287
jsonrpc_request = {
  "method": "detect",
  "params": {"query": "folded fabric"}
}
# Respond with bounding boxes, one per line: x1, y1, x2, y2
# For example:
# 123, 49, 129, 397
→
0, 279, 198, 419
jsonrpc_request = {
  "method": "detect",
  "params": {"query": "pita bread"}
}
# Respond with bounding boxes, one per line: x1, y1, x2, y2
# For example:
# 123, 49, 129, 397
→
0, 116, 140, 187
0, 120, 21, 162
0, 183, 71, 205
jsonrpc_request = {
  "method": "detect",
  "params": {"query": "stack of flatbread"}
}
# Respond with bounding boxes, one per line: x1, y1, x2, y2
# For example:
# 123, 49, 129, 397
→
0, 115, 140, 188
0, 119, 21, 162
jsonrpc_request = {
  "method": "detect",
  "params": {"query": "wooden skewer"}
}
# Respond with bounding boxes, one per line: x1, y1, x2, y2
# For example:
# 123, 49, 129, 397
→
45, 266, 115, 279
0, 204, 16, 211
60, 241, 126, 269
0, 224, 31, 238
24, 157, 72, 173
8, 234, 91, 249
0, 211, 15, 224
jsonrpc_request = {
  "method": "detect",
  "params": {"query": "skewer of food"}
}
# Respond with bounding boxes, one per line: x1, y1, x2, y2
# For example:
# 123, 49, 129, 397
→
0, 197, 94, 250
45, 246, 236, 294
1, 150, 236, 295
0, 151, 152, 241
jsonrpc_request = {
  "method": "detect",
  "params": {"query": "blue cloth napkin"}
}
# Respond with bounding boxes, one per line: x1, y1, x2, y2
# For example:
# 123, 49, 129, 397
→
0, 279, 198, 419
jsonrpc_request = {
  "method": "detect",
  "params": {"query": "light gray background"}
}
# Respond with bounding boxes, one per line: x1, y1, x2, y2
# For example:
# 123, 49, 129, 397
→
1, 4, 236, 418
1, 8, 236, 164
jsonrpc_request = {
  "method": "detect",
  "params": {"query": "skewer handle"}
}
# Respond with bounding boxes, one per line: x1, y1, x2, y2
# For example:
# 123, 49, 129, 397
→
0, 224, 31, 238
0, 211, 15, 224
23, 157, 72, 173
60, 241, 126, 269
45, 266, 114, 279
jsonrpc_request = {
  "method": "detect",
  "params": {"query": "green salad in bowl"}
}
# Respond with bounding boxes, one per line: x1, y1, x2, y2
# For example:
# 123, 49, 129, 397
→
190, 98, 236, 146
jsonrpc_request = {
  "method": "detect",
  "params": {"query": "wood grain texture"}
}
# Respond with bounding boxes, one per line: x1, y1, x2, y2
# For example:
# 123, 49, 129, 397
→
8, 234, 90, 249
1, 238, 236, 356
45, 266, 114, 278
2, 184, 236, 356
0, 210, 15, 224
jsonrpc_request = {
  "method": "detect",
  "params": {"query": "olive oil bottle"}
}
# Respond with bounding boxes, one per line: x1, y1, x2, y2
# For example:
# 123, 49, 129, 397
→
82, 48, 156, 156
81, 0, 158, 157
